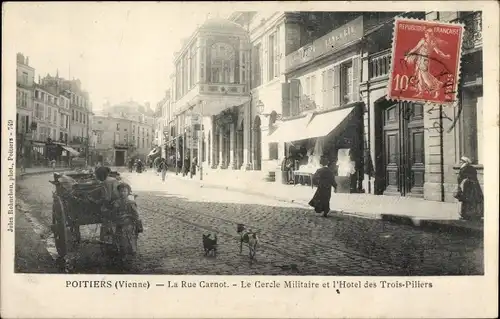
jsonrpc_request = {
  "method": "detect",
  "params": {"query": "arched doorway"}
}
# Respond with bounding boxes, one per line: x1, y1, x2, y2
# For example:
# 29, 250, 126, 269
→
253, 115, 262, 170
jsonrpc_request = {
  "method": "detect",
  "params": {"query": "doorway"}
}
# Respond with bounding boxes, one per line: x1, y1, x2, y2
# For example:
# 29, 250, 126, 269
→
377, 101, 425, 197
115, 150, 125, 166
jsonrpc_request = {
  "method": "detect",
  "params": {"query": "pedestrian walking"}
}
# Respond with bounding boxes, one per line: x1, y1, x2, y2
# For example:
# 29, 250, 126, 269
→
308, 156, 337, 217
160, 158, 168, 182
454, 156, 484, 221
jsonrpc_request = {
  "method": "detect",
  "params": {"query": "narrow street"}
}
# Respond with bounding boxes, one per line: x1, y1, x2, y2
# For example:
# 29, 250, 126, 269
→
15, 171, 483, 275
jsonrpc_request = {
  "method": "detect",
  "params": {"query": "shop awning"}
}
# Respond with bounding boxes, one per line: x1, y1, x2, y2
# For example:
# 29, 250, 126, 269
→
62, 145, 80, 157
267, 115, 313, 143
302, 106, 355, 140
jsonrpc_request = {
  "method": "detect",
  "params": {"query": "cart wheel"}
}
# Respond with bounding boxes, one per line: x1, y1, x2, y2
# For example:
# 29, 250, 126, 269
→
52, 195, 71, 257
99, 224, 115, 256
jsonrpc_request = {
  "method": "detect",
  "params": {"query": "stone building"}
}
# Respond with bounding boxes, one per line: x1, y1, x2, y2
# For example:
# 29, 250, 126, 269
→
93, 101, 155, 165
360, 11, 483, 202
171, 18, 251, 172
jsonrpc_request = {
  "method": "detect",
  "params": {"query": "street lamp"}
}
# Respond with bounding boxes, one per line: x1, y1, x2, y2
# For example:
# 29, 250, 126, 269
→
257, 100, 264, 114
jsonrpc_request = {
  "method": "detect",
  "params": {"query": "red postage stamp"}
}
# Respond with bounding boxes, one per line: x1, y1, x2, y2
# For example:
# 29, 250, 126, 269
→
388, 18, 464, 105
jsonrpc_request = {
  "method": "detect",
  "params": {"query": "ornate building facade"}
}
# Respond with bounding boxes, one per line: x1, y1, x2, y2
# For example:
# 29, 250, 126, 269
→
171, 18, 251, 172
360, 11, 483, 202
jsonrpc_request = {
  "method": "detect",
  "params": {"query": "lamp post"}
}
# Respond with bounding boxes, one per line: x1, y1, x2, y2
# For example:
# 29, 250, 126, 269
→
199, 101, 205, 181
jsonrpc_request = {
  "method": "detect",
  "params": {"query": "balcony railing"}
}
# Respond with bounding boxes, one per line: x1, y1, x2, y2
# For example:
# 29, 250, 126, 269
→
367, 49, 391, 81
456, 11, 482, 51
114, 142, 134, 149
198, 83, 247, 95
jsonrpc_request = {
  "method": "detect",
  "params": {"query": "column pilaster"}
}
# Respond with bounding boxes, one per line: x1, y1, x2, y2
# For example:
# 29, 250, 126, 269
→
217, 126, 225, 169
229, 123, 236, 169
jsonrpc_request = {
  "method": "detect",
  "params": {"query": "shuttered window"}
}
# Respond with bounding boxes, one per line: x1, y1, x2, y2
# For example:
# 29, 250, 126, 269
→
352, 56, 361, 102
321, 71, 327, 109
332, 65, 341, 108
289, 79, 300, 116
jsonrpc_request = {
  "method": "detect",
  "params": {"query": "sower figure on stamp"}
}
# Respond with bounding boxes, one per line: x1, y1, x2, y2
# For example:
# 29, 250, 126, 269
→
404, 28, 450, 98
308, 156, 337, 217
455, 156, 484, 221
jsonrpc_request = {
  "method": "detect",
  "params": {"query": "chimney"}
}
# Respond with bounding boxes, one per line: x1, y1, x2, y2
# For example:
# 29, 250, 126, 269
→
26, 56, 29, 66
38, 75, 41, 83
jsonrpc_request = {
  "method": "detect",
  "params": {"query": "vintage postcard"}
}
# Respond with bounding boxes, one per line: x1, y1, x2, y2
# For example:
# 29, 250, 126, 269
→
1, 1, 498, 318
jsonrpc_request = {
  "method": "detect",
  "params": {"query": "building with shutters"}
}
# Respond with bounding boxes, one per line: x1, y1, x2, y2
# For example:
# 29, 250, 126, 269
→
360, 11, 483, 202
155, 90, 173, 159
16, 53, 36, 162
262, 12, 399, 192
93, 101, 156, 166
40, 75, 94, 163
170, 17, 251, 174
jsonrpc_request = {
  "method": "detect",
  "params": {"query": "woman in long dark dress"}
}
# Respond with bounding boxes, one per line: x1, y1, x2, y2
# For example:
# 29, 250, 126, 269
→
308, 157, 337, 217
456, 156, 483, 221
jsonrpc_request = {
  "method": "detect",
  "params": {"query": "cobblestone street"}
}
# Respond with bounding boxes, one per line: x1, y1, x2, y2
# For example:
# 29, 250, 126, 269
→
15, 172, 484, 275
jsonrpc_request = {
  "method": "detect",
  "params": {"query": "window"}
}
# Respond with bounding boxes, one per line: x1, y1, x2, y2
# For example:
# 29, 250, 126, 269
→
35, 90, 39, 99
97, 132, 102, 144
124, 134, 128, 143
175, 62, 182, 99
209, 42, 235, 83
116, 123, 120, 131
64, 133, 68, 143
252, 43, 263, 88
52, 128, 57, 140
72, 110, 75, 121
268, 31, 279, 80
182, 55, 189, 95
35, 103, 43, 119
269, 143, 279, 160
189, 46, 196, 88
460, 90, 483, 165
48, 96, 52, 104
341, 61, 354, 104
47, 107, 52, 122
83, 114, 86, 124
22, 72, 28, 84
55, 97, 58, 106
59, 132, 63, 141
53, 110, 57, 124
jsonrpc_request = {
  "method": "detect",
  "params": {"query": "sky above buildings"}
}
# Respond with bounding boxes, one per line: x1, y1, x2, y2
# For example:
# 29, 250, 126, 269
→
8, 2, 236, 110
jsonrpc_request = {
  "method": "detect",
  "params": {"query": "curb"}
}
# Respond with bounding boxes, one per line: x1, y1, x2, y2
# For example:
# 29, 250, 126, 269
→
164, 173, 484, 236
17, 168, 68, 178
380, 214, 483, 236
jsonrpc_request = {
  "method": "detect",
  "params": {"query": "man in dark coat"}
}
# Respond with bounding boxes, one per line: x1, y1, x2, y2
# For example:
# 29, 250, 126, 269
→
308, 156, 337, 217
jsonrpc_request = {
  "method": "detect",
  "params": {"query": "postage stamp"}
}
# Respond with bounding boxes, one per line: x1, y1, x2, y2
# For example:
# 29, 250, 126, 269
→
388, 18, 464, 105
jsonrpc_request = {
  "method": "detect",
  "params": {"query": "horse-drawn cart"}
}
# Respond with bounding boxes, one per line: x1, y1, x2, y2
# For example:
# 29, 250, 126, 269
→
50, 170, 139, 266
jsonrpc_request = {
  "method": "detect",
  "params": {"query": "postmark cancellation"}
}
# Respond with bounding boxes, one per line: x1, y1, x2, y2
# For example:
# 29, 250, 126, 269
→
388, 18, 465, 106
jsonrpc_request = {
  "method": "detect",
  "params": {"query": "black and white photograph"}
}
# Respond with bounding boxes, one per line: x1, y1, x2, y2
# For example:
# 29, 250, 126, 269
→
2, 2, 498, 318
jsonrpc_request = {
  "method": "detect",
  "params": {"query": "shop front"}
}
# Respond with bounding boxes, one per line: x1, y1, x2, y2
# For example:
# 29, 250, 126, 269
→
269, 102, 365, 193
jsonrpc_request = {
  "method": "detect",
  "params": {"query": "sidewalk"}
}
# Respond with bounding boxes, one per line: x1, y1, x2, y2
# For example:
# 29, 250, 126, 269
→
165, 170, 483, 236
16, 167, 68, 178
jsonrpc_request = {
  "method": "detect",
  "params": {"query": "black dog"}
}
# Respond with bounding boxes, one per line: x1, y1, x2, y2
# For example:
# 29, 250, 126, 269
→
202, 234, 217, 257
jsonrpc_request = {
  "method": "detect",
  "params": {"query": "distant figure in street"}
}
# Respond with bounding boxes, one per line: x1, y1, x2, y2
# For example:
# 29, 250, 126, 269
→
308, 156, 337, 217
191, 156, 198, 177
455, 156, 483, 221
160, 158, 168, 182
183, 156, 190, 177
